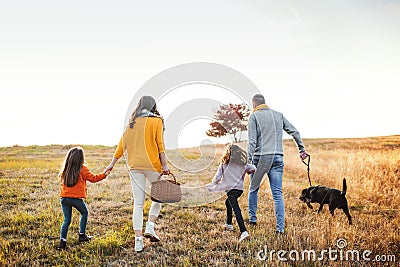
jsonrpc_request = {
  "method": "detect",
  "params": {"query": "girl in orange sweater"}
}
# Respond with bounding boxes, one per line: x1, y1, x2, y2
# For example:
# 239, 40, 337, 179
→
57, 147, 110, 250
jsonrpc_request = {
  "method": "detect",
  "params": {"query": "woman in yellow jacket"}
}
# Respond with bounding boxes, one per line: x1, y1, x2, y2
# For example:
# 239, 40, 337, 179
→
106, 95, 170, 252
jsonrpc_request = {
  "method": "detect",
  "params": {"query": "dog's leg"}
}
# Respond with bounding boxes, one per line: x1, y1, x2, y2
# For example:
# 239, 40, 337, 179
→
342, 202, 352, 225
317, 203, 324, 213
318, 192, 329, 214
329, 206, 336, 216
328, 200, 340, 216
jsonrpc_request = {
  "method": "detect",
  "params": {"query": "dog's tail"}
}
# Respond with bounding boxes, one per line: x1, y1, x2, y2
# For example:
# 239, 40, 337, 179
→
341, 178, 347, 195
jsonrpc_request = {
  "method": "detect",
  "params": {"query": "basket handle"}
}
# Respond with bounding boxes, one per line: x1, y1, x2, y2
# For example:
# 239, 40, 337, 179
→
159, 172, 177, 183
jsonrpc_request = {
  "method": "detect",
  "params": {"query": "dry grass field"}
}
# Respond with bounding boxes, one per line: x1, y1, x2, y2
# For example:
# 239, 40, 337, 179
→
0, 136, 399, 266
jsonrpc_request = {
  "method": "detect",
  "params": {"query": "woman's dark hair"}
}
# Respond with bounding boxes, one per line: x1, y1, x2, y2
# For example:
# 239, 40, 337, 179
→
129, 95, 161, 128
59, 147, 84, 187
220, 144, 247, 165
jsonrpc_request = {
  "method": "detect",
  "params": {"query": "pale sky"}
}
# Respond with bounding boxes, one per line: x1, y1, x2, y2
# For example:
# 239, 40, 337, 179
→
1, 0, 399, 148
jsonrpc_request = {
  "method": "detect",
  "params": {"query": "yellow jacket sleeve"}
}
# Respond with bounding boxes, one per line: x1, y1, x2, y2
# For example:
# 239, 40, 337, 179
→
156, 119, 165, 153
113, 136, 126, 159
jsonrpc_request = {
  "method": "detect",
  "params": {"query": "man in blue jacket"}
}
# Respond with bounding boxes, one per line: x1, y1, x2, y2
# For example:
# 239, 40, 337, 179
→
247, 94, 309, 233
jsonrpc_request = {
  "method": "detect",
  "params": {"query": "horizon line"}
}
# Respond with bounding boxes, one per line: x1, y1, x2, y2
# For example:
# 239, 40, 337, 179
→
2, 134, 399, 149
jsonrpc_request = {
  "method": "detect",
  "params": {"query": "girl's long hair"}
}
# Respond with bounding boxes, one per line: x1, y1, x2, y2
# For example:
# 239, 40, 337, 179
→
59, 147, 84, 187
129, 95, 161, 128
220, 144, 247, 165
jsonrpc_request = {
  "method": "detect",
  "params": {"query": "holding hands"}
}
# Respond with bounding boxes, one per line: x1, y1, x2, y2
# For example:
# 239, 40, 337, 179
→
105, 165, 113, 173
104, 155, 170, 176
104, 158, 118, 176
246, 164, 257, 174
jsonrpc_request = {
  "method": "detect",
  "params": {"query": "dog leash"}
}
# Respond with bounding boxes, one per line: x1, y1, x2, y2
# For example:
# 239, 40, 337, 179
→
302, 155, 312, 186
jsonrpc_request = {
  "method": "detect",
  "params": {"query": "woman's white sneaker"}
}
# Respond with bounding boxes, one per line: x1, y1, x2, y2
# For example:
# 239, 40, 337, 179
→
135, 236, 144, 252
239, 231, 250, 242
144, 221, 160, 242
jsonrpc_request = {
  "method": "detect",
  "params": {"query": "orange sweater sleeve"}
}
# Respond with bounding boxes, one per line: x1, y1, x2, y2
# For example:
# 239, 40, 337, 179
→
81, 165, 106, 183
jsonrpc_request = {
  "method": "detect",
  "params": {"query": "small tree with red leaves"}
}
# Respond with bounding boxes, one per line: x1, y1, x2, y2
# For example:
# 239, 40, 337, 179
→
206, 103, 250, 142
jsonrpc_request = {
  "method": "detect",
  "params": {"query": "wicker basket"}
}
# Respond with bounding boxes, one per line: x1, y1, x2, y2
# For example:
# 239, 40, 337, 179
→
151, 173, 181, 203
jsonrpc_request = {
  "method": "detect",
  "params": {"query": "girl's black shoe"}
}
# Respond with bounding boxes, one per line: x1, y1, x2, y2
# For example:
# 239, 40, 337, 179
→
56, 240, 67, 250
79, 233, 93, 243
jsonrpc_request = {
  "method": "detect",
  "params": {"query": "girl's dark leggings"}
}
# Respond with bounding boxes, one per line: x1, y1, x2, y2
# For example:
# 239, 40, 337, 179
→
225, 189, 246, 233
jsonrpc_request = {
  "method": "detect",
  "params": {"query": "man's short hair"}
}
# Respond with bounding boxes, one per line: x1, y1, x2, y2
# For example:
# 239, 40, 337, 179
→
252, 94, 265, 106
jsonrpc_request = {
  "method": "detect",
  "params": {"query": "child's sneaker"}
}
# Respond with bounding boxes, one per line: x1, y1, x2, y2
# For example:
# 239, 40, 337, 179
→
78, 233, 93, 243
239, 231, 250, 242
144, 221, 160, 242
135, 236, 144, 252
223, 224, 234, 231
56, 239, 67, 250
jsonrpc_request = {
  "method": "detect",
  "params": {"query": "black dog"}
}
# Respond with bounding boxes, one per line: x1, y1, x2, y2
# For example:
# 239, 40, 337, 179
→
299, 178, 352, 225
